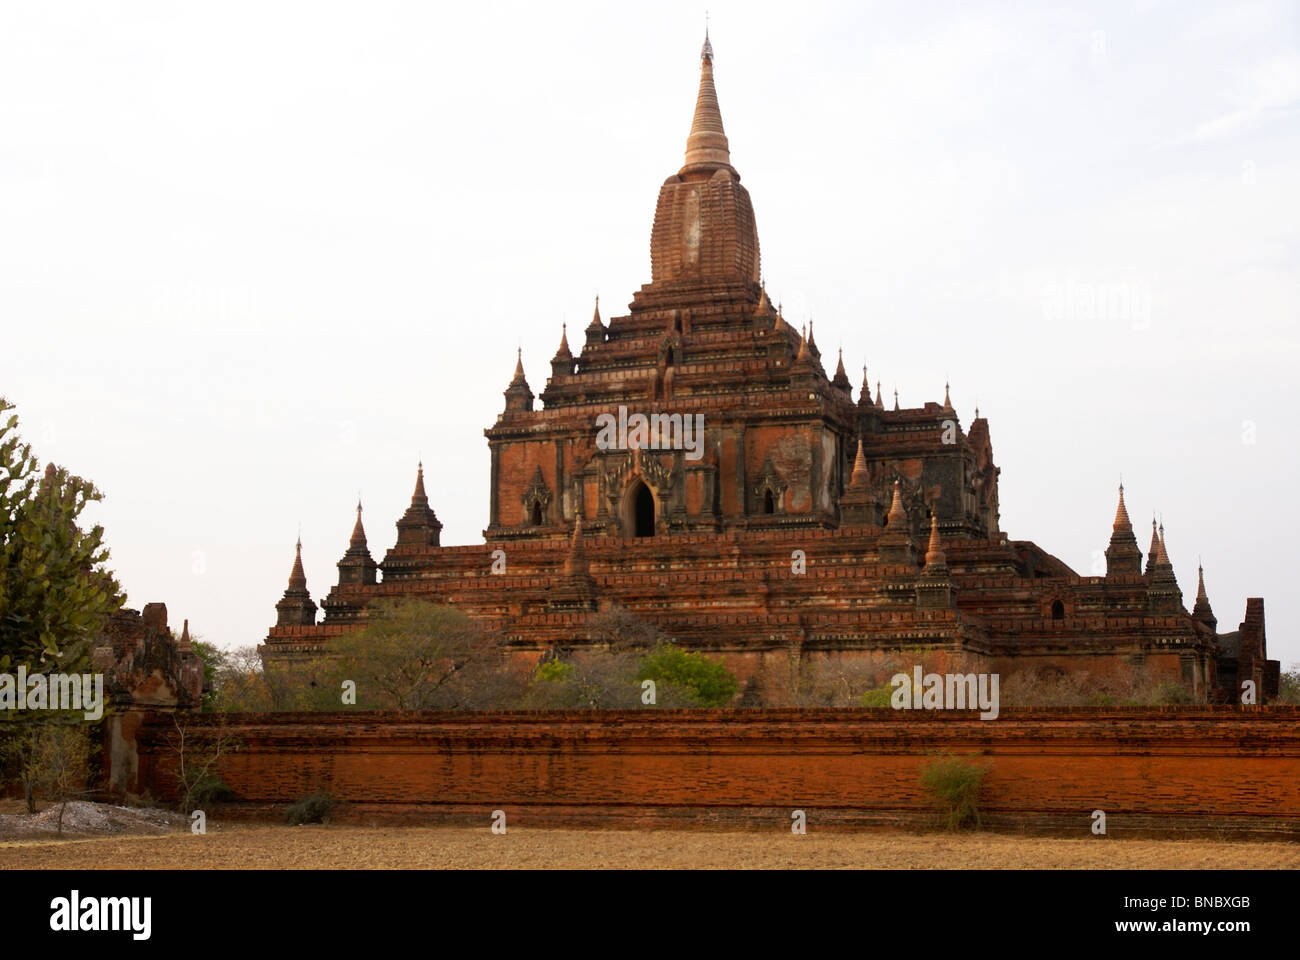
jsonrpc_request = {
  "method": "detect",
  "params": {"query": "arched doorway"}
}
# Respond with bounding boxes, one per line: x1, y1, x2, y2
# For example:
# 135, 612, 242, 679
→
763, 489, 775, 514
625, 480, 655, 538
531, 501, 543, 526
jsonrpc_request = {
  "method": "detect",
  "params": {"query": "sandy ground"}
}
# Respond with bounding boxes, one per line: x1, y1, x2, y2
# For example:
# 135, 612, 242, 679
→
0, 822, 1296, 870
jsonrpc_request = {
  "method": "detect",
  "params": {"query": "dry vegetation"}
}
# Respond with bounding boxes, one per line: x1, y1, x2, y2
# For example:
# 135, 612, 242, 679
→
0, 822, 1295, 870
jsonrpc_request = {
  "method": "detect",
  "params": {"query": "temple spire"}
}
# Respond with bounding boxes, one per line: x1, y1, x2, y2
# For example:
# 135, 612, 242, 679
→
504, 348, 534, 412
943, 380, 953, 411
832, 348, 851, 393
916, 510, 954, 607
288, 537, 307, 592
885, 480, 907, 529
875, 380, 883, 409
551, 322, 574, 376
878, 479, 916, 564
1105, 483, 1142, 576
1113, 483, 1132, 530
338, 498, 378, 586
275, 537, 317, 627
838, 437, 875, 525
1145, 516, 1160, 574
1147, 519, 1183, 611
794, 326, 813, 366
1192, 562, 1217, 630
682, 29, 731, 171
412, 461, 428, 504
397, 461, 444, 547
849, 438, 869, 487
924, 512, 947, 570
585, 295, 606, 345
178, 618, 192, 653
349, 499, 367, 549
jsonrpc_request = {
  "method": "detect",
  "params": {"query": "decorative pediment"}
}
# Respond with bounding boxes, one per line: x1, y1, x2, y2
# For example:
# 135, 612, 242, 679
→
602, 448, 677, 495
658, 333, 684, 365
638, 448, 675, 491
521, 466, 552, 522
752, 455, 788, 514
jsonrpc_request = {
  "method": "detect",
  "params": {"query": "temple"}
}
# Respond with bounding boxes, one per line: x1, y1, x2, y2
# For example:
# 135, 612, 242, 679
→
261, 35, 1279, 703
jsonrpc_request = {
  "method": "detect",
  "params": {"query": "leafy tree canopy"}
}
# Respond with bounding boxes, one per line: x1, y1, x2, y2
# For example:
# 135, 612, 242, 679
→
0, 397, 122, 677
636, 643, 738, 707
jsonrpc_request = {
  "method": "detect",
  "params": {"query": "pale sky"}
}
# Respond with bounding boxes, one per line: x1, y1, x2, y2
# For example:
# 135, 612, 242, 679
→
2, 1, 1296, 667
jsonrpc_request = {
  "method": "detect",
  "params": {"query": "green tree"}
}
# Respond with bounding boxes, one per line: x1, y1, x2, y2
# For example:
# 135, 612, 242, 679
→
0, 399, 122, 802
0, 397, 123, 674
188, 637, 224, 711
636, 642, 738, 707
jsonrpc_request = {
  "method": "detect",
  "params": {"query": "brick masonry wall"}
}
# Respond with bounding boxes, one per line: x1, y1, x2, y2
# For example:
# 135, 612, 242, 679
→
129, 707, 1300, 837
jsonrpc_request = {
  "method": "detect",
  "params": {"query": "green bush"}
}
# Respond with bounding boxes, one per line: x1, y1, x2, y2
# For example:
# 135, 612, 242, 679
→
284, 792, 335, 825
534, 659, 576, 683
636, 643, 738, 707
920, 754, 987, 831
189, 774, 233, 808
858, 685, 894, 708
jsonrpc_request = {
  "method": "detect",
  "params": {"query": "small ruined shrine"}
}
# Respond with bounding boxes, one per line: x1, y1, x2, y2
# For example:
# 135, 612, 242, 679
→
262, 34, 1278, 703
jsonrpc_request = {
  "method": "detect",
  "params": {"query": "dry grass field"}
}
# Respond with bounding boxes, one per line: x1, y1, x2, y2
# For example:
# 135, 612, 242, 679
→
1, 823, 1297, 870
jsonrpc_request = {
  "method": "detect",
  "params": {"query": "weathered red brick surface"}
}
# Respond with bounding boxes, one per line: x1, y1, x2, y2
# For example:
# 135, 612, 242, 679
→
134, 707, 1300, 837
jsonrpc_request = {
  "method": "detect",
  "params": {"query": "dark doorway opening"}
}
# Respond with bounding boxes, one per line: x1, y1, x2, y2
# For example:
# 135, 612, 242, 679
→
531, 501, 543, 526
763, 490, 775, 514
634, 485, 655, 537
1051, 600, 1065, 620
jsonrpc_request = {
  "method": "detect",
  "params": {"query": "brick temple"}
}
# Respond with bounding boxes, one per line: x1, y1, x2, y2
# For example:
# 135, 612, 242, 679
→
261, 35, 1279, 703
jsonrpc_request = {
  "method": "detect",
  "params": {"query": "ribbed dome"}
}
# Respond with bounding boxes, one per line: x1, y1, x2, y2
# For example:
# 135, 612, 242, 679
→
648, 34, 760, 288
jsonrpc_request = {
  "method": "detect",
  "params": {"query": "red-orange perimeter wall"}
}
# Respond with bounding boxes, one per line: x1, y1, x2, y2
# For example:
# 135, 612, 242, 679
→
130, 707, 1300, 837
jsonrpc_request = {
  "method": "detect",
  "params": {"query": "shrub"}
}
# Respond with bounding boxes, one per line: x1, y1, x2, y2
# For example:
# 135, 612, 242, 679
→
920, 754, 987, 831
858, 685, 894, 708
534, 659, 576, 683
188, 774, 233, 808
285, 792, 335, 825
636, 642, 738, 707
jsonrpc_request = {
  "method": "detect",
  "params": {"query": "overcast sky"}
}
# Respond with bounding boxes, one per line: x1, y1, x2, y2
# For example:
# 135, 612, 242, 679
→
2, 1, 1296, 668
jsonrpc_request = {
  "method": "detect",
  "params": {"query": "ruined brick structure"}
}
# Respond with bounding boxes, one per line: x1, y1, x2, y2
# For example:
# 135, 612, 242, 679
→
93, 603, 204, 797
261, 35, 1278, 703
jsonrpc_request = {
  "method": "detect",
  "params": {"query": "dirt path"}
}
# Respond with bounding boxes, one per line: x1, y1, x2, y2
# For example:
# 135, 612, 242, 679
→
1, 825, 1296, 870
